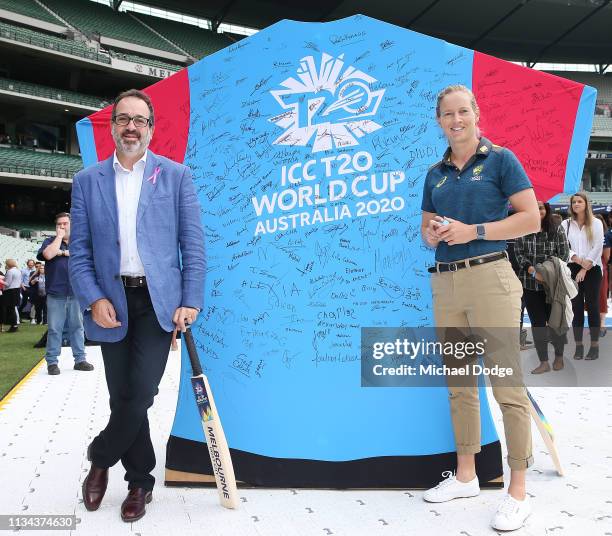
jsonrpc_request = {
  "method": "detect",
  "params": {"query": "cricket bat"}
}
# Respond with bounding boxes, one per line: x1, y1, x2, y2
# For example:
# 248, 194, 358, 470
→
183, 327, 239, 508
526, 389, 564, 476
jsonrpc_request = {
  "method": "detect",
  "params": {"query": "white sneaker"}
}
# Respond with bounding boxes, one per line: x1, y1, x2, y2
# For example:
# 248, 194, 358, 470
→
491, 494, 531, 531
30, 319, 36, 324
423, 471, 480, 503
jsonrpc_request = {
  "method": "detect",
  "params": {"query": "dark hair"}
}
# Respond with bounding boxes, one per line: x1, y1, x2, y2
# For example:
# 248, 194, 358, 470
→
540, 202, 555, 235
595, 214, 609, 233
55, 212, 70, 223
111, 89, 155, 126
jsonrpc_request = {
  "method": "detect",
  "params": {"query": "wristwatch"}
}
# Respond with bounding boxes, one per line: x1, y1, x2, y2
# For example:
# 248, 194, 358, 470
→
476, 224, 486, 240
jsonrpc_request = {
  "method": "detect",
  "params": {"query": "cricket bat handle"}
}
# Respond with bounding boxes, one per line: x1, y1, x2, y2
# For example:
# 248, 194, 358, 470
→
183, 328, 203, 376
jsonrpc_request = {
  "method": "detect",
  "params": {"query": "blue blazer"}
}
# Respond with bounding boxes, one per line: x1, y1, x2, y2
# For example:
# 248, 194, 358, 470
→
69, 151, 206, 343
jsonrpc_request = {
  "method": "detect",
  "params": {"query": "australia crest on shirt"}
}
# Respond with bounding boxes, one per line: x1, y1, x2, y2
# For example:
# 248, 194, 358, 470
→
470, 164, 484, 181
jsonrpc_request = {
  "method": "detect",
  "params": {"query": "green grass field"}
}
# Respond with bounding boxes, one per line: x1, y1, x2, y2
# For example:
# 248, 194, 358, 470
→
0, 322, 46, 400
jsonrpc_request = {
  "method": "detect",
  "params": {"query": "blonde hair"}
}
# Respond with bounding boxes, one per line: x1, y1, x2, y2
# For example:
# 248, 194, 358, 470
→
436, 85, 481, 139
569, 191, 595, 244
5, 259, 17, 268
435, 85, 480, 118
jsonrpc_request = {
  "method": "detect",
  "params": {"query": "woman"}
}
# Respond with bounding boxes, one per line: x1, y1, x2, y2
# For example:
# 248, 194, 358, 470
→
514, 202, 570, 373
421, 85, 540, 532
593, 215, 610, 337
608, 213, 612, 303
2, 259, 22, 332
563, 193, 604, 360
0, 268, 5, 332
29, 264, 47, 325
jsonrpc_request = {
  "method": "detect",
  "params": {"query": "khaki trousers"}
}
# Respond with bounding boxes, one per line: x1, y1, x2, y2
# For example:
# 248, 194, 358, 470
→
431, 255, 534, 471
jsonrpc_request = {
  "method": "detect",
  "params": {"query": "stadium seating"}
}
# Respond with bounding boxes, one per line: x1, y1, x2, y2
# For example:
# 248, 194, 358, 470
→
0, 0, 63, 25
0, 220, 54, 238
0, 147, 82, 179
41, 0, 181, 54
0, 21, 110, 63
108, 49, 183, 72
592, 115, 612, 132
133, 13, 233, 59
0, 233, 40, 267
0, 77, 109, 109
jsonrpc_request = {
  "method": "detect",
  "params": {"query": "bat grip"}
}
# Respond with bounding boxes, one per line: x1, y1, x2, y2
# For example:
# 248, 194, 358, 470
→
183, 328, 203, 376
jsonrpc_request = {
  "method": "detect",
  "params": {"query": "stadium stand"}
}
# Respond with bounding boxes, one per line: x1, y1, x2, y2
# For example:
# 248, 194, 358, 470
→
0, 0, 609, 237
0, 233, 40, 266
40, 0, 181, 54
0, 147, 82, 179
0, 21, 110, 63
108, 49, 183, 72
593, 116, 612, 129
133, 13, 233, 59
0, 77, 108, 109
0, 221, 54, 235
0, 0, 62, 25
592, 115, 612, 133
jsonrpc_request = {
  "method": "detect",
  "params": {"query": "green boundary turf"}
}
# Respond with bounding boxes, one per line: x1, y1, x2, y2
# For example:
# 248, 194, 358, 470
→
0, 322, 46, 400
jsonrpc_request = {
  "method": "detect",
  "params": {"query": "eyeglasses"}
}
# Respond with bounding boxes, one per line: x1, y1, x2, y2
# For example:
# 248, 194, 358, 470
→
112, 114, 151, 128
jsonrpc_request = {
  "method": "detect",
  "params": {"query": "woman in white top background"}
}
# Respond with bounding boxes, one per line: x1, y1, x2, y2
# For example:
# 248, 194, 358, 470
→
1, 259, 22, 333
563, 192, 604, 360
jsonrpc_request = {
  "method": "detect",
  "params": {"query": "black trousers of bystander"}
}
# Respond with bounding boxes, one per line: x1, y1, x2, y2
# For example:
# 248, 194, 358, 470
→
569, 263, 602, 344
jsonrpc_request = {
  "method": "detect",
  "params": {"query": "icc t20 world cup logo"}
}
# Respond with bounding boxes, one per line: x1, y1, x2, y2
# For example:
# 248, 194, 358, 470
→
269, 53, 385, 153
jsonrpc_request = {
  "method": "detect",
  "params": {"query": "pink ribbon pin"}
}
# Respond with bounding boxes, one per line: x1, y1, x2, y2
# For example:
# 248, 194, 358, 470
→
147, 166, 161, 184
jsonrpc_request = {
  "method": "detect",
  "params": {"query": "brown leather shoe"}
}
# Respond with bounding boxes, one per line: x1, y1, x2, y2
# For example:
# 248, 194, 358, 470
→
121, 488, 152, 522
530, 361, 550, 374
82, 464, 109, 511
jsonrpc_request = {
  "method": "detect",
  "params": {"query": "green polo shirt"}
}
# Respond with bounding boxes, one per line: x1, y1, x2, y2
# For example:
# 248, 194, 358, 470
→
421, 137, 533, 263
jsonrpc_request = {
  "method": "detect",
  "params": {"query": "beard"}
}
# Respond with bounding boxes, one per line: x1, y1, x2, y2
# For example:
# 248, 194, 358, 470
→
112, 125, 152, 155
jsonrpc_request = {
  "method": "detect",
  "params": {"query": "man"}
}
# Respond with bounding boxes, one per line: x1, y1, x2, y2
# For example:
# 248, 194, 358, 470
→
29, 262, 47, 325
70, 89, 205, 522
19, 258, 35, 319
28, 261, 43, 324
38, 213, 91, 375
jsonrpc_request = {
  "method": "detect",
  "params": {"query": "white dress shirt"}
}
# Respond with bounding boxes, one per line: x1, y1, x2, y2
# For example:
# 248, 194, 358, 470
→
563, 217, 604, 270
113, 150, 147, 276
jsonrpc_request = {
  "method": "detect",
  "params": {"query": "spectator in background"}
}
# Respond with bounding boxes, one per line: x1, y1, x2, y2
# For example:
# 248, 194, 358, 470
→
29, 264, 47, 325
609, 240, 612, 304
27, 261, 42, 323
551, 213, 563, 228
20, 258, 35, 318
2, 259, 22, 333
563, 192, 604, 360
594, 214, 610, 337
606, 213, 612, 304
0, 267, 5, 332
514, 201, 570, 373
38, 213, 93, 375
